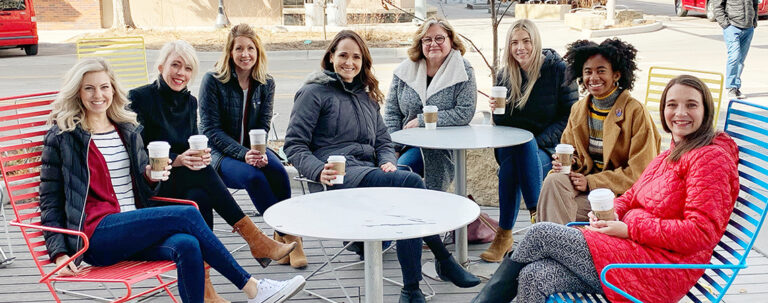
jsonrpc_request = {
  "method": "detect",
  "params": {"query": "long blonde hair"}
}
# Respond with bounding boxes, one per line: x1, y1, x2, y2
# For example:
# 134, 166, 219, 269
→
49, 58, 137, 132
499, 19, 544, 110
213, 23, 269, 84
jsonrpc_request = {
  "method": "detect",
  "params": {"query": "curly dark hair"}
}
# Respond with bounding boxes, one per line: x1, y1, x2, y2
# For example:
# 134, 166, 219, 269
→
563, 38, 638, 91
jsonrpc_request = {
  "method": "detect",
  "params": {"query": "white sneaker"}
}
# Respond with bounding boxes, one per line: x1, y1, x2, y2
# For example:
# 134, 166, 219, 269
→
248, 275, 306, 303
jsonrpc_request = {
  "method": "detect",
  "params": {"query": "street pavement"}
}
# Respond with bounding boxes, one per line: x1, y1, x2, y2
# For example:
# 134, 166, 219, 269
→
0, 0, 765, 139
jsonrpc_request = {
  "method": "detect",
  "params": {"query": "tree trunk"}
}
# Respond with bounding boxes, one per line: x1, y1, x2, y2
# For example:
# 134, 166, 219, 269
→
113, 0, 136, 29
490, 0, 498, 79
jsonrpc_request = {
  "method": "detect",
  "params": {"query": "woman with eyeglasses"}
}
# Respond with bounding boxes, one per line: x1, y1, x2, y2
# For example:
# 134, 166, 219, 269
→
384, 17, 477, 192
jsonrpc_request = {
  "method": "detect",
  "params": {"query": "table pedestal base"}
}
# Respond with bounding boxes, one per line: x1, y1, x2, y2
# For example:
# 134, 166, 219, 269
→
364, 241, 383, 303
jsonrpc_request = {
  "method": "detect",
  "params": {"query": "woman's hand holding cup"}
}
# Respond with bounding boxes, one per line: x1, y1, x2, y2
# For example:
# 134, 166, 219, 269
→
319, 163, 338, 186
551, 153, 562, 173
245, 149, 268, 168
145, 158, 172, 182
174, 148, 209, 171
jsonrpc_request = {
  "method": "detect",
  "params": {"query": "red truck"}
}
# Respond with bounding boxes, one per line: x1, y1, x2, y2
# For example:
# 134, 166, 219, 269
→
0, 0, 38, 56
675, 0, 768, 21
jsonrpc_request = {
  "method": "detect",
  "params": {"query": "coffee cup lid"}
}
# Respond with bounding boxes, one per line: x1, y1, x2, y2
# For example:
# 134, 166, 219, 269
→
491, 86, 507, 95
588, 188, 615, 201
555, 144, 574, 153
424, 105, 438, 112
188, 135, 208, 142
249, 129, 266, 135
147, 141, 170, 149
327, 155, 346, 162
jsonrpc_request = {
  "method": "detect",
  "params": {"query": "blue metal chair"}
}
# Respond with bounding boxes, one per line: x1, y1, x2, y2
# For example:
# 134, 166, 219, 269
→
546, 99, 768, 302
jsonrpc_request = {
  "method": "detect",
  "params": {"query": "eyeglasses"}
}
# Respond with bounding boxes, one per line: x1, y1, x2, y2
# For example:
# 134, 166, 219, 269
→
421, 35, 446, 46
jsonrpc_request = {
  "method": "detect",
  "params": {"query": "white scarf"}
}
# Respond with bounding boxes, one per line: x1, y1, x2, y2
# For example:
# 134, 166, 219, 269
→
392, 49, 469, 107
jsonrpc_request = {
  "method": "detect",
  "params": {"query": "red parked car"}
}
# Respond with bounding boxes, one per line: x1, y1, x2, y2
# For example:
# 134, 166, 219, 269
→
0, 0, 38, 56
675, 0, 768, 21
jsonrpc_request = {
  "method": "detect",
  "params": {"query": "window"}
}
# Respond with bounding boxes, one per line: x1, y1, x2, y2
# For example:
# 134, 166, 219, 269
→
283, 0, 303, 8
0, 0, 25, 11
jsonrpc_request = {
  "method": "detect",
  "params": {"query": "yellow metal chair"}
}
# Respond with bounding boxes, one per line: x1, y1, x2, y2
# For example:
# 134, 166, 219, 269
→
644, 66, 724, 151
76, 36, 149, 89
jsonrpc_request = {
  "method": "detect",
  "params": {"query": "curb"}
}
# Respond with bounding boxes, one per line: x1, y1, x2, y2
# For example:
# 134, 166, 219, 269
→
580, 21, 664, 38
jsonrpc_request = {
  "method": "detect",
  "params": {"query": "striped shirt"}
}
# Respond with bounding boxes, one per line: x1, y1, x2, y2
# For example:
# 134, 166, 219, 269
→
588, 88, 621, 172
92, 130, 136, 212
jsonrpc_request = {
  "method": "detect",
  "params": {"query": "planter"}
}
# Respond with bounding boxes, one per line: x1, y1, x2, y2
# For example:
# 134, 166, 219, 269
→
515, 3, 572, 20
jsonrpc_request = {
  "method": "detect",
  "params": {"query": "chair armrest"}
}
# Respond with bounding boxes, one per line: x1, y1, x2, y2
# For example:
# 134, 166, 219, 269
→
599, 263, 748, 303
292, 176, 327, 191
9, 220, 90, 282
396, 164, 413, 172
566, 222, 589, 227
149, 196, 199, 210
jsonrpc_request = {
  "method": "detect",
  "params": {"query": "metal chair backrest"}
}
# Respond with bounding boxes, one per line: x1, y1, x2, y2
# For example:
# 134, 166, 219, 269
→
644, 66, 724, 151
76, 36, 149, 89
547, 99, 768, 302
0, 92, 56, 276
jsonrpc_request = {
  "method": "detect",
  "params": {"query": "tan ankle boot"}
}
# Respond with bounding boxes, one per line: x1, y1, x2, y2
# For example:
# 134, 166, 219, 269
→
479, 228, 514, 263
273, 232, 290, 265
281, 234, 308, 269
233, 217, 297, 268
204, 265, 230, 303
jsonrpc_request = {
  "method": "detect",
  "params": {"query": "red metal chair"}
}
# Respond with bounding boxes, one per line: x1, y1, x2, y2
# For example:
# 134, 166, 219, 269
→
0, 92, 198, 302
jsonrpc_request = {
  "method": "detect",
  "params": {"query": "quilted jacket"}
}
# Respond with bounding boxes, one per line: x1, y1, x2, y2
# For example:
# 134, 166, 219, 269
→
581, 132, 740, 302
199, 71, 276, 170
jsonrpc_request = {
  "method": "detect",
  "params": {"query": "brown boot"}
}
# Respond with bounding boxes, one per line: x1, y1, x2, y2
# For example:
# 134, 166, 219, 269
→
204, 265, 230, 303
479, 228, 514, 263
281, 234, 308, 269
233, 217, 296, 268
273, 232, 290, 265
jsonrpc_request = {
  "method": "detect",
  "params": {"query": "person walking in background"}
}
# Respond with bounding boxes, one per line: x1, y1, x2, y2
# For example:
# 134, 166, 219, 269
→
198, 24, 307, 269
714, 0, 758, 99
384, 17, 477, 191
128, 40, 296, 303
478, 19, 578, 263
535, 38, 660, 225
284, 30, 480, 303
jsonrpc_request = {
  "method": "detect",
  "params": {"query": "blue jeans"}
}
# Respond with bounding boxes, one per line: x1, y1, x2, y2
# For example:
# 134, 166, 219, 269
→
355, 169, 451, 288
397, 147, 424, 176
84, 206, 251, 303
495, 140, 551, 230
723, 25, 754, 89
219, 148, 291, 214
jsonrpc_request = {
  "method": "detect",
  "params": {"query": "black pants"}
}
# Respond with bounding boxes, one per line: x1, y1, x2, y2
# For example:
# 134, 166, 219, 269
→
158, 165, 246, 229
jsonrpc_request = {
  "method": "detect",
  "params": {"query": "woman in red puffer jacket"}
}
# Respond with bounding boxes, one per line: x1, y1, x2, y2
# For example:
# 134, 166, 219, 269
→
471, 75, 740, 303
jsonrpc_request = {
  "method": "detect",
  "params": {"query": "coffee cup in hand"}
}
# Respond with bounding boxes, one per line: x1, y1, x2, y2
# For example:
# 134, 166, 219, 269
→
555, 144, 575, 174
423, 105, 438, 130
491, 86, 508, 115
327, 155, 346, 185
588, 188, 615, 221
147, 141, 171, 180
187, 135, 209, 169
249, 129, 267, 154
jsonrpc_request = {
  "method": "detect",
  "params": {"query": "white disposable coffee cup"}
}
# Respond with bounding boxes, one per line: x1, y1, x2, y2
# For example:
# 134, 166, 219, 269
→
491, 86, 508, 115
187, 135, 209, 169
555, 144, 575, 174
423, 105, 438, 130
327, 155, 346, 185
588, 188, 616, 221
249, 129, 267, 154
147, 141, 171, 180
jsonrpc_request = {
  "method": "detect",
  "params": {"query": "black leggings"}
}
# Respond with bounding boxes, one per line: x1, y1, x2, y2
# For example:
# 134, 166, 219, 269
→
158, 165, 246, 229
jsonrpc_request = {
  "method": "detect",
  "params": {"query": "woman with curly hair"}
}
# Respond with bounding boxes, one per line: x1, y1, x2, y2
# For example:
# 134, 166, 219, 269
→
472, 74, 739, 302
535, 38, 660, 225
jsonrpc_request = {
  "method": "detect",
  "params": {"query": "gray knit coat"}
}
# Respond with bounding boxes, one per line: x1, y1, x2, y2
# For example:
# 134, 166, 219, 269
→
384, 50, 477, 190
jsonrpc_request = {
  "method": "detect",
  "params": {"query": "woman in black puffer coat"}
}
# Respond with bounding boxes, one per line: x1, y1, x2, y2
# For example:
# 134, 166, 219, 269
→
479, 19, 578, 263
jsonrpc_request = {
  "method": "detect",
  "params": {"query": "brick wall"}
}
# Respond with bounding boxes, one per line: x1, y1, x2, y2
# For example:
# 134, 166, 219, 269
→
35, 0, 102, 30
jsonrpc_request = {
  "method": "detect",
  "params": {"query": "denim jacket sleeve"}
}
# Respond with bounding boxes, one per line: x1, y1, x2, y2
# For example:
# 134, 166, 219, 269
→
199, 73, 249, 161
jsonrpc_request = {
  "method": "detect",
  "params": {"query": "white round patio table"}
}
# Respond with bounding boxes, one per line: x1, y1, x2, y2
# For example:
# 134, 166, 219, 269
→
390, 125, 534, 265
263, 187, 480, 303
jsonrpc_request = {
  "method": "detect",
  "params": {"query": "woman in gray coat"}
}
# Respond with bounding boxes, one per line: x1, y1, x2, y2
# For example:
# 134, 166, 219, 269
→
384, 17, 477, 191
284, 30, 480, 303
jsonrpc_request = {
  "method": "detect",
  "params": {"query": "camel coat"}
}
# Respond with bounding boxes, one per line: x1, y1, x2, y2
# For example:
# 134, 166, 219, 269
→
561, 90, 660, 195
